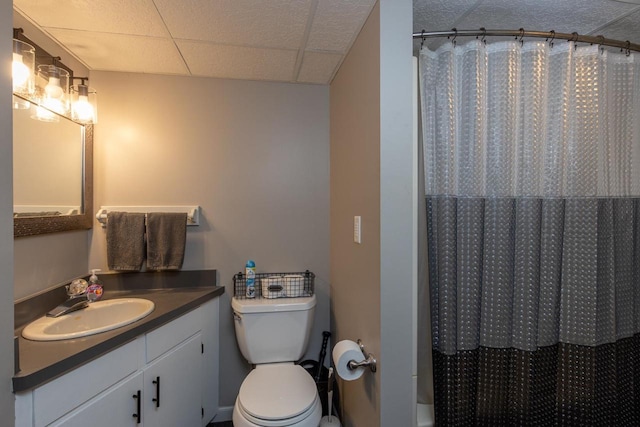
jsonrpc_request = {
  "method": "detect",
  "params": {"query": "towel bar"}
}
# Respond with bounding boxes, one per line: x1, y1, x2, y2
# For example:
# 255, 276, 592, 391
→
96, 206, 200, 227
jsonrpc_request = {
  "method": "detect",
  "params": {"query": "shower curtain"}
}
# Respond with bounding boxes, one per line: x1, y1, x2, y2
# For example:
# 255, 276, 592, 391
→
419, 40, 640, 426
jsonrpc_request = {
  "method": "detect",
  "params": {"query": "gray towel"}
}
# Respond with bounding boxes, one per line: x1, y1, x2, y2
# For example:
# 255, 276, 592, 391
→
146, 212, 187, 271
107, 212, 146, 271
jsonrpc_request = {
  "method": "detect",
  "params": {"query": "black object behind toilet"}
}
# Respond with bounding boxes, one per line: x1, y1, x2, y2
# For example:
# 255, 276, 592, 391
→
299, 330, 340, 417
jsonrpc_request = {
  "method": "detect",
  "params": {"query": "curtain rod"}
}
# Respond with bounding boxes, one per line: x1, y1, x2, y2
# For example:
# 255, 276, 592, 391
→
413, 29, 640, 53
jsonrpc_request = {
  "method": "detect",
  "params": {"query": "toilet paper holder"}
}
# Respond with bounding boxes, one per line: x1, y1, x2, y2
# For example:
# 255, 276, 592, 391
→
347, 339, 377, 373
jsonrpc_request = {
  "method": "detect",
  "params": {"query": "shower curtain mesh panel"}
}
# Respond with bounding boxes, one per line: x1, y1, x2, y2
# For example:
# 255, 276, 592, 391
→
420, 40, 640, 426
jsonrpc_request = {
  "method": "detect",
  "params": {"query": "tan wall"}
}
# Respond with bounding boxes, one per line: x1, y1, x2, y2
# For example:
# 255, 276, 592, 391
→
87, 71, 330, 409
330, 1, 415, 424
330, 3, 381, 426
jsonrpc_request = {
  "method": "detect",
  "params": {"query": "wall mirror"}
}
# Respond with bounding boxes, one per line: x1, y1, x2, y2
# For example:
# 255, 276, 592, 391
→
12, 29, 93, 238
13, 94, 93, 237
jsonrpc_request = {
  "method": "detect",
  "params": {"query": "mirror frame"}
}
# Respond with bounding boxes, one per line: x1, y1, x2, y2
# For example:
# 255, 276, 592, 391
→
14, 124, 93, 237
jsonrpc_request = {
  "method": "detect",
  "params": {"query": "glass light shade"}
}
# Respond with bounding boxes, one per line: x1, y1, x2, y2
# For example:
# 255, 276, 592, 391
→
12, 39, 35, 97
31, 105, 60, 123
36, 65, 70, 116
70, 84, 98, 124
12, 95, 30, 110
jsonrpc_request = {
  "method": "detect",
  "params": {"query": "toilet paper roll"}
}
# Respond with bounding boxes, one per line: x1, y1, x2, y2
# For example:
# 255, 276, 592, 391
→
332, 340, 365, 381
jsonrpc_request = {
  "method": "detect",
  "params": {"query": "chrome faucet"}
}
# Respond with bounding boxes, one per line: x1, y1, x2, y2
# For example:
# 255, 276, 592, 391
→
46, 279, 89, 318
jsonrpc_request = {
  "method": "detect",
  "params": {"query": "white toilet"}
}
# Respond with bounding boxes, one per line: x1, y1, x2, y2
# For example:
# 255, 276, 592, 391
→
232, 294, 322, 427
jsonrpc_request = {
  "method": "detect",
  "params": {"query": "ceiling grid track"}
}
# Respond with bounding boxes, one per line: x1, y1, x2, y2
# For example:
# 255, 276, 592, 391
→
151, 0, 193, 75
292, 0, 320, 82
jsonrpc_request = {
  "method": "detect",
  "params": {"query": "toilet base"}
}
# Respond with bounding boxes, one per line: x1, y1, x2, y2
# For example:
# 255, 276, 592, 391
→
233, 395, 322, 427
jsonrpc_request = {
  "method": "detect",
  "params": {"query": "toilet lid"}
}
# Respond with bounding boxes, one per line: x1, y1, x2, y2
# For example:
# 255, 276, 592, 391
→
238, 364, 318, 420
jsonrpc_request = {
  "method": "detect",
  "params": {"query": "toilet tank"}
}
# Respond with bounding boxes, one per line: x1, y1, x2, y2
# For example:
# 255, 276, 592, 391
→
232, 295, 316, 364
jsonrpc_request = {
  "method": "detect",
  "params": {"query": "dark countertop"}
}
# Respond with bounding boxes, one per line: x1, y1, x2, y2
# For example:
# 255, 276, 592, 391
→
13, 270, 224, 393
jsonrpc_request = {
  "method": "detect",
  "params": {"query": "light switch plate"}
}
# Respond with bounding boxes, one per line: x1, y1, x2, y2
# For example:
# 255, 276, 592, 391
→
354, 216, 361, 244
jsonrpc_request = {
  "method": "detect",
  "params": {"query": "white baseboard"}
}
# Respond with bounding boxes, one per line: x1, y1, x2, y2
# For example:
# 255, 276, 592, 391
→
214, 405, 234, 422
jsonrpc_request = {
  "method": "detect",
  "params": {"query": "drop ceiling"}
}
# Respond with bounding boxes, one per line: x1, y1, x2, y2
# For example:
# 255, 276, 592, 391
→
13, 0, 377, 85
15, 1, 640, 85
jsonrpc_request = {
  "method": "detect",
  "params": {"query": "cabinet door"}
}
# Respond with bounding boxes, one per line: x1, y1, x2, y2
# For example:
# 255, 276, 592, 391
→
48, 371, 144, 427
143, 332, 203, 427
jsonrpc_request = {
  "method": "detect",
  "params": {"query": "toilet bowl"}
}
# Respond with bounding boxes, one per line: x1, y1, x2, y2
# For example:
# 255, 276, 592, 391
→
233, 364, 322, 427
232, 295, 319, 427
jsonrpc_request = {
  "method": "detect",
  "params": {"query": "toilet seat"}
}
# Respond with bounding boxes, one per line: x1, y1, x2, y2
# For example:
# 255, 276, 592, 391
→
238, 364, 318, 420
236, 394, 321, 427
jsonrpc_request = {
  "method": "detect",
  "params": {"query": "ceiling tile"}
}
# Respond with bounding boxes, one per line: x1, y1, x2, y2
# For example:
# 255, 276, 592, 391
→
297, 51, 342, 84
177, 41, 298, 82
154, 0, 311, 49
14, 0, 169, 37
306, 0, 376, 52
45, 29, 189, 75
454, 0, 638, 37
592, 8, 640, 44
413, 0, 480, 32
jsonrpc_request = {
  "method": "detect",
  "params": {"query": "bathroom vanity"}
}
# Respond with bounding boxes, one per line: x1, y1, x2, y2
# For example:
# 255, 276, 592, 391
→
13, 270, 223, 427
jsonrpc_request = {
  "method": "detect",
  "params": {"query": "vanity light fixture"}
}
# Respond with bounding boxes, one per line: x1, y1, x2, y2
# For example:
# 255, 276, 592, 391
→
12, 30, 35, 107
70, 78, 98, 124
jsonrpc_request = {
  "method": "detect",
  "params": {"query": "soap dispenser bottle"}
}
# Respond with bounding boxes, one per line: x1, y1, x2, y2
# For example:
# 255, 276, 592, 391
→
87, 269, 103, 302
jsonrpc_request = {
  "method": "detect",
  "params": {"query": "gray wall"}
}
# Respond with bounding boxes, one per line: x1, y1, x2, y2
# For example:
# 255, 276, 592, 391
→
330, 0, 415, 425
379, 0, 415, 424
87, 71, 330, 409
2, 0, 16, 421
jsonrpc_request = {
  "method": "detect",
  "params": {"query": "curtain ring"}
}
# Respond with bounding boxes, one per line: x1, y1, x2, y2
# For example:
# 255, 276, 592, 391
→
597, 35, 605, 55
477, 27, 486, 45
569, 32, 579, 51
420, 29, 426, 50
449, 28, 457, 47
518, 28, 524, 47
626, 40, 631, 57
546, 30, 555, 48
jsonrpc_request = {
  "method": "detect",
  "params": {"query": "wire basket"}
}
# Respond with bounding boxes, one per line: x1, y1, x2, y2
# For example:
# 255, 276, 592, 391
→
233, 270, 314, 299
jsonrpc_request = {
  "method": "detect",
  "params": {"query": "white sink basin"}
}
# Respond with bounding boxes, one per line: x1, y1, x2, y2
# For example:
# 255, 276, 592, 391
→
23, 298, 155, 341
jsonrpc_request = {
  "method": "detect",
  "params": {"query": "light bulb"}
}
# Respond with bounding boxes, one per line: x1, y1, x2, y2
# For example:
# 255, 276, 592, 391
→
42, 97, 65, 115
73, 95, 95, 123
12, 52, 29, 90
45, 76, 64, 99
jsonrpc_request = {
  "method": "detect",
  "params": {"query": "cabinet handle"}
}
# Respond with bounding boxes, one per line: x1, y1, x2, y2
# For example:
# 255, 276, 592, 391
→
132, 390, 142, 424
152, 376, 161, 408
